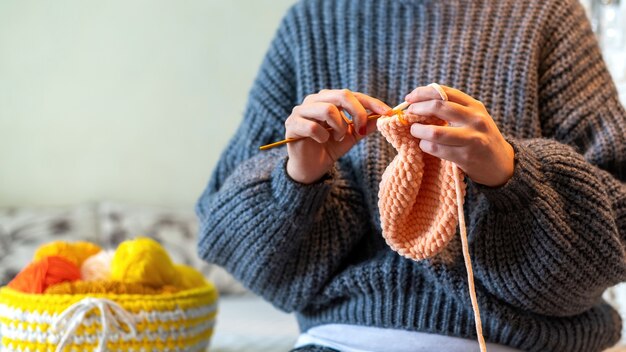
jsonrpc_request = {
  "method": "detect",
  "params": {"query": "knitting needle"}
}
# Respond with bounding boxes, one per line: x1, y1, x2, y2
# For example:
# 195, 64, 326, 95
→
259, 101, 410, 151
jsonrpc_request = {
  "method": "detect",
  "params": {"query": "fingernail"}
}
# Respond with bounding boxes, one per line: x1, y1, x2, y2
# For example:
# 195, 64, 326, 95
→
338, 134, 345, 142
359, 126, 367, 136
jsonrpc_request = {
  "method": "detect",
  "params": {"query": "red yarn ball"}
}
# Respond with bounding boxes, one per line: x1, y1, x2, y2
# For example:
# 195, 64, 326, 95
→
8, 256, 81, 294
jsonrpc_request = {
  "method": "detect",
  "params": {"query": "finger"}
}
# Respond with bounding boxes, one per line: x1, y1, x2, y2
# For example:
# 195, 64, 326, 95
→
410, 123, 469, 146
352, 92, 392, 138
405, 85, 476, 107
308, 89, 369, 136
352, 92, 392, 115
418, 139, 465, 165
366, 117, 379, 135
405, 86, 447, 104
438, 85, 482, 107
407, 100, 474, 126
352, 118, 379, 143
293, 103, 348, 141
339, 111, 351, 126
285, 115, 330, 143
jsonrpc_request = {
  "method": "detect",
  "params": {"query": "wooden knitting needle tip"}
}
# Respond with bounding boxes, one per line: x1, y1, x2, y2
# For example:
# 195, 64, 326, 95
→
258, 102, 410, 151
390, 101, 410, 113
258, 137, 301, 151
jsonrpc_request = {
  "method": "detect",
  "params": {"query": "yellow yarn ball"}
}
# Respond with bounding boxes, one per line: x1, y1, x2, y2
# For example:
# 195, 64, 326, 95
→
80, 250, 114, 281
34, 241, 102, 267
174, 264, 207, 289
110, 237, 177, 287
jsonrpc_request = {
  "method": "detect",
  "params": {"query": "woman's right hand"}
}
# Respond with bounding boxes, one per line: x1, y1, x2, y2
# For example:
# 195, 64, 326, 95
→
285, 89, 391, 184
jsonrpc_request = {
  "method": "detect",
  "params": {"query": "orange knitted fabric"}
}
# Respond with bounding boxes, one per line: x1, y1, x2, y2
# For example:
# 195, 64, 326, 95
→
377, 113, 466, 260
377, 84, 486, 352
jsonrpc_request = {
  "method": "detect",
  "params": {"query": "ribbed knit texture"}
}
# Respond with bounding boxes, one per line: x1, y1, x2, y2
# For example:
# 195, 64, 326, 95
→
196, 0, 626, 351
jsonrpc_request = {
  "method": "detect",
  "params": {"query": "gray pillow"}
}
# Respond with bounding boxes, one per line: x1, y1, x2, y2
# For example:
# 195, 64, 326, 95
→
0, 202, 247, 294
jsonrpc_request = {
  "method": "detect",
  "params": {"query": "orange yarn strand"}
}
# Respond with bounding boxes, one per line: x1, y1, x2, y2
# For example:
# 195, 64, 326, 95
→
395, 110, 410, 125
454, 162, 487, 352
434, 82, 486, 351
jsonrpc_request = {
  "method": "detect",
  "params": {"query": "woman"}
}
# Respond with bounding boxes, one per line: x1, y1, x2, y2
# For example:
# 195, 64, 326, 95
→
196, 0, 626, 351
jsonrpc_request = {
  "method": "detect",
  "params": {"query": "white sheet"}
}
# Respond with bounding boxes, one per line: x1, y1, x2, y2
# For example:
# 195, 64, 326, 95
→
209, 294, 626, 352
209, 294, 299, 352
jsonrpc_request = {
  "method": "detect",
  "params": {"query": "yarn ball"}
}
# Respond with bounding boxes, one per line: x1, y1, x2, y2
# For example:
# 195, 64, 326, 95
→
8, 256, 81, 294
80, 250, 114, 281
174, 264, 207, 289
110, 237, 177, 287
44, 280, 180, 295
34, 241, 102, 267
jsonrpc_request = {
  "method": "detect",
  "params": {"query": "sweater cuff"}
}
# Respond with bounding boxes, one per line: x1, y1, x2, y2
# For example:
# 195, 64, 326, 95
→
271, 156, 334, 215
470, 139, 543, 211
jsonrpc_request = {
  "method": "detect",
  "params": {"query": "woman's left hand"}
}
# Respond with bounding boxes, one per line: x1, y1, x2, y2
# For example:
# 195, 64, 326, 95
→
404, 85, 515, 187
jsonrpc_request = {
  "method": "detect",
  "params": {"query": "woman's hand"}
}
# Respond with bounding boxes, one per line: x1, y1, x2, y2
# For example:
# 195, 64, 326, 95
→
405, 85, 515, 187
285, 89, 391, 184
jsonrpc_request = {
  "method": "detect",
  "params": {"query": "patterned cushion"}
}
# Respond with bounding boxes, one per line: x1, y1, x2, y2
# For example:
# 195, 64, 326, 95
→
0, 205, 98, 286
0, 202, 246, 294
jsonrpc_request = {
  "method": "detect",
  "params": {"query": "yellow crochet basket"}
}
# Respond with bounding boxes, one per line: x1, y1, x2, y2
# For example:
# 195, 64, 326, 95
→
0, 284, 218, 352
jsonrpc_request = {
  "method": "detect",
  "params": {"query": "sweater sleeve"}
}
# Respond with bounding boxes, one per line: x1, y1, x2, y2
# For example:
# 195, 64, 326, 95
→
470, 0, 626, 317
195, 6, 370, 312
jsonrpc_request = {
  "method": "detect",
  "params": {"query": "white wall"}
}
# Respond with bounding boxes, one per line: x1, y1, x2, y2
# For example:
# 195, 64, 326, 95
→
1, 0, 623, 209
0, 0, 296, 208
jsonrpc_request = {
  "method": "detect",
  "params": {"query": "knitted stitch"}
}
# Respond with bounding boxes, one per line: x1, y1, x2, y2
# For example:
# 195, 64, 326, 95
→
378, 83, 487, 351
377, 106, 464, 260
0, 285, 217, 351
196, 0, 626, 351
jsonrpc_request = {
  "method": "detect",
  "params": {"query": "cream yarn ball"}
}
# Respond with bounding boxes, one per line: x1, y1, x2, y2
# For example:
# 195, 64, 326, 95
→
80, 250, 114, 281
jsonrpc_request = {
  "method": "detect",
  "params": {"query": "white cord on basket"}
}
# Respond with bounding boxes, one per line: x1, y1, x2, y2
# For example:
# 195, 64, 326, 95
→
53, 297, 137, 352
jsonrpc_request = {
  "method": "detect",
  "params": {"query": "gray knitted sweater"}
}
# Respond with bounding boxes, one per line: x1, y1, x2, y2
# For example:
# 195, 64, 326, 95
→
196, 0, 626, 350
